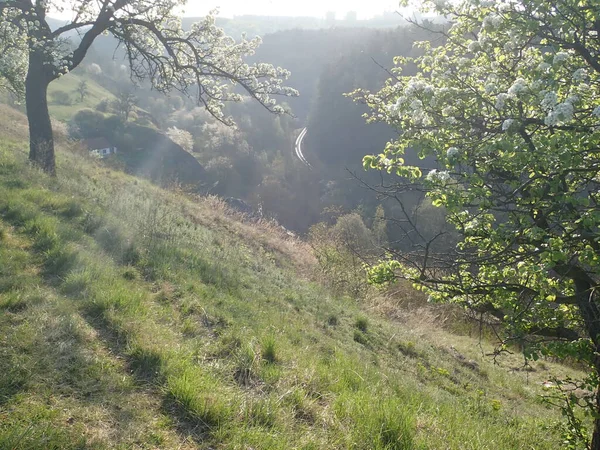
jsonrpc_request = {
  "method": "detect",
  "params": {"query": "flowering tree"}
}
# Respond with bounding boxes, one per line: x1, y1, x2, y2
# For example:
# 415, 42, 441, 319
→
0, 0, 297, 175
166, 126, 193, 153
354, 0, 600, 446
0, 10, 27, 97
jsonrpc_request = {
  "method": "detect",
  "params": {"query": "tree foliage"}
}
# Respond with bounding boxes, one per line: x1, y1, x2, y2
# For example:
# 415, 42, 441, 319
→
354, 0, 600, 446
0, 9, 26, 96
166, 126, 193, 153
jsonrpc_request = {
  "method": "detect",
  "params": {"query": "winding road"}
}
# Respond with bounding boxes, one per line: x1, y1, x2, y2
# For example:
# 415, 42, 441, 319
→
294, 127, 311, 168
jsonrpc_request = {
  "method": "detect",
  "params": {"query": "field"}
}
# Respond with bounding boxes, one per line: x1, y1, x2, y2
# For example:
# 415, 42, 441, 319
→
0, 104, 584, 449
47, 71, 116, 121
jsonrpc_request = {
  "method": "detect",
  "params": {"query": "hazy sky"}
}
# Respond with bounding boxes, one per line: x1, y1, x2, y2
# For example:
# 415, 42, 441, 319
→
182, 0, 402, 19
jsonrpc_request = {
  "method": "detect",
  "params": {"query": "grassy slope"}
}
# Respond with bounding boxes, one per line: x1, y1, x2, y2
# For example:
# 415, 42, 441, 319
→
0, 105, 582, 449
48, 72, 116, 121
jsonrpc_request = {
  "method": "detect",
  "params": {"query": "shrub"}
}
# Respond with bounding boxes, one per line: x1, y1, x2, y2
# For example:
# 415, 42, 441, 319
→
95, 98, 110, 113
50, 90, 72, 106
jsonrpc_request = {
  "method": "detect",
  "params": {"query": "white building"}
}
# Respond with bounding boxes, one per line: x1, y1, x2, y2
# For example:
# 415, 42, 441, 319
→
84, 137, 117, 158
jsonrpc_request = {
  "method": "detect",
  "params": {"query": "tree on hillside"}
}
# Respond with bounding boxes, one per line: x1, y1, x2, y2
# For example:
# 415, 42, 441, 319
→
76, 79, 88, 102
113, 89, 137, 122
166, 126, 193, 153
355, 0, 600, 446
0, 1, 297, 176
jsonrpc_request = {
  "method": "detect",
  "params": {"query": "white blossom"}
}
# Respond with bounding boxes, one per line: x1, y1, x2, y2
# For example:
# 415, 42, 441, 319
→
495, 93, 509, 110
468, 41, 481, 53
565, 95, 579, 105
410, 99, 423, 111
502, 119, 516, 131
426, 169, 451, 184
405, 79, 434, 96
529, 80, 543, 91
508, 78, 528, 97
483, 14, 502, 30
540, 91, 558, 111
537, 62, 551, 72
553, 52, 570, 65
573, 68, 588, 82
503, 41, 515, 52
545, 102, 574, 126
447, 147, 459, 159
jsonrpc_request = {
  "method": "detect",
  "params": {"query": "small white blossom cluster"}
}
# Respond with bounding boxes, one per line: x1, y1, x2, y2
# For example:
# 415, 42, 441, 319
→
553, 52, 570, 65
495, 93, 509, 110
540, 91, 558, 110
426, 169, 451, 185
388, 78, 438, 125
502, 119, 516, 131
380, 157, 393, 168
529, 80, 543, 91
468, 41, 481, 53
573, 68, 588, 82
545, 102, 574, 126
497, 2, 512, 12
482, 13, 502, 30
405, 78, 434, 97
507, 78, 528, 97
446, 147, 459, 159
537, 62, 551, 72
565, 95, 579, 105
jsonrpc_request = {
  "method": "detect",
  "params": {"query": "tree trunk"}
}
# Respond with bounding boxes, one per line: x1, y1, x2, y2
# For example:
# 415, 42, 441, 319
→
591, 383, 600, 450
574, 277, 600, 449
26, 53, 55, 176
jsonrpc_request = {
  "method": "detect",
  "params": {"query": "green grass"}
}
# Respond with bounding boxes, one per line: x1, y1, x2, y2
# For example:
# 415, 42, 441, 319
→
0, 105, 587, 448
48, 71, 116, 121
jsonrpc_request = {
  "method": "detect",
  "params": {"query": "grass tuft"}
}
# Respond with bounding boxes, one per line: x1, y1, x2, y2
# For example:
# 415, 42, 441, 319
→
261, 334, 278, 364
355, 315, 369, 333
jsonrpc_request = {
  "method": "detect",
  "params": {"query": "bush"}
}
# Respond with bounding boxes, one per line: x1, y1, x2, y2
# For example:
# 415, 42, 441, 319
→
308, 218, 374, 298
96, 98, 110, 113
50, 90, 72, 106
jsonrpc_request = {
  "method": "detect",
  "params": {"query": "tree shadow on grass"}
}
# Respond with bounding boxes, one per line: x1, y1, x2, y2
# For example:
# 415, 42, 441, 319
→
80, 305, 216, 446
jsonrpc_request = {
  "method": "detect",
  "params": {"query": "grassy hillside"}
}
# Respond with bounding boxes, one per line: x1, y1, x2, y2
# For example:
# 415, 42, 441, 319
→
48, 72, 116, 121
0, 104, 583, 449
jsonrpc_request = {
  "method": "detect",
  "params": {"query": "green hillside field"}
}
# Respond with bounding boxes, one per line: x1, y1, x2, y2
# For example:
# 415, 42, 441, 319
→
0, 104, 585, 449
47, 72, 116, 121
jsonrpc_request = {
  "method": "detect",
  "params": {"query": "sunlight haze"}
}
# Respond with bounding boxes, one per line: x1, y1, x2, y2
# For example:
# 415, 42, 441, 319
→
182, 0, 402, 19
